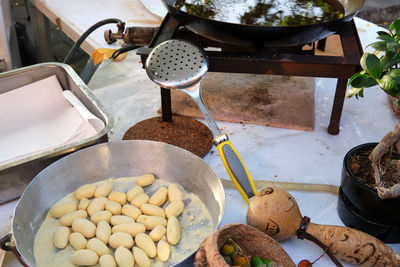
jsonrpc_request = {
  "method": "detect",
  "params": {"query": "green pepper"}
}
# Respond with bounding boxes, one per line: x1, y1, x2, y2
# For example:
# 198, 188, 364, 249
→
250, 256, 264, 267
260, 257, 271, 266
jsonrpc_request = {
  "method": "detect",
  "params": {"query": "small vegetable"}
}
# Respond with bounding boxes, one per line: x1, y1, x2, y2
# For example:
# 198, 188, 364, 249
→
219, 236, 274, 267
297, 259, 312, 267
250, 256, 264, 267
224, 256, 233, 265
222, 243, 235, 256
260, 257, 271, 265
232, 254, 249, 267
251, 256, 271, 267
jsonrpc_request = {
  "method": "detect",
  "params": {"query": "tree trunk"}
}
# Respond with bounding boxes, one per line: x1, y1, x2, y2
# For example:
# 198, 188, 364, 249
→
369, 121, 400, 198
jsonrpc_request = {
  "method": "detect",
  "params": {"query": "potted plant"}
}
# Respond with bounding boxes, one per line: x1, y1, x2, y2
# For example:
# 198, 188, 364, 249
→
337, 18, 400, 243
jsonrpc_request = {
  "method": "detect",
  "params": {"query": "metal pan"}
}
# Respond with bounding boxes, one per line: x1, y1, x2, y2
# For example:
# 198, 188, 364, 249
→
7, 140, 225, 266
162, 0, 366, 47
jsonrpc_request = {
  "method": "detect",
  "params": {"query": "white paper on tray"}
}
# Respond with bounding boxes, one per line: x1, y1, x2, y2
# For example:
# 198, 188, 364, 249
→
62, 90, 105, 132
0, 75, 104, 165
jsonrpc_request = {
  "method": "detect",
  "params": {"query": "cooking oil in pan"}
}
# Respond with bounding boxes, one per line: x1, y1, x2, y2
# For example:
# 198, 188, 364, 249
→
174, 0, 344, 26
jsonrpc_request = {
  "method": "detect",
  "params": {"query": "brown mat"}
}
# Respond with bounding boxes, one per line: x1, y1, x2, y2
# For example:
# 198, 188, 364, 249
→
156, 34, 347, 131
162, 73, 315, 131
123, 115, 213, 158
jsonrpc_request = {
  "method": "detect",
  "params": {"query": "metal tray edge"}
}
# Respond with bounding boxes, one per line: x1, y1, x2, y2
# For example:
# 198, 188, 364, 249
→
0, 62, 113, 171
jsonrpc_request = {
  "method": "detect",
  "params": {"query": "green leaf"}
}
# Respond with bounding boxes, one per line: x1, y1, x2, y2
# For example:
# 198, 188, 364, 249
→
389, 18, 400, 34
387, 42, 400, 51
369, 41, 389, 52
360, 53, 383, 79
389, 68, 400, 79
377, 34, 397, 43
378, 69, 400, 96
380, 51, 398, 70
348, 73, 377, 88
394, 54, 400, 65
373, 50, 384, 58
377, 31, 391, 37
346, 87, 364, 98
348, 73, 363, 85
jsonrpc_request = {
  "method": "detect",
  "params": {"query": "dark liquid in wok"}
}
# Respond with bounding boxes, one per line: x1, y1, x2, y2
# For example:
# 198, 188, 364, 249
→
174, 0, 344, 26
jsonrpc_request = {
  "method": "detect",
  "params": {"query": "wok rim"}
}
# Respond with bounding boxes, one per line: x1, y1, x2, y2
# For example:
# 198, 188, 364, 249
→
161, 0, 365, 47
162, 0, 360, 29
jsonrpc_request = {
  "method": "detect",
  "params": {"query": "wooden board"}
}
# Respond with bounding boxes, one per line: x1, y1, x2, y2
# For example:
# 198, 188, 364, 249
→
163, 73, 315, 131
30, 0, 162, 55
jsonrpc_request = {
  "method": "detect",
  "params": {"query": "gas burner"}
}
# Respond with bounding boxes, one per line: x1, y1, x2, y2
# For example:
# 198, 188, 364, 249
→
134, 13, 362, 135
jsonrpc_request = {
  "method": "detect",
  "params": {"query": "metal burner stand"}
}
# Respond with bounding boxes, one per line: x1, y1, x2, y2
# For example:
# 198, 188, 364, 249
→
137, 14, 363, 135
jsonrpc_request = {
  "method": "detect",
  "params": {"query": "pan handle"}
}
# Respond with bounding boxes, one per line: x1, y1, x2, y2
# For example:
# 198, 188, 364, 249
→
0, 233, 29, 267
215, 136, 257, 204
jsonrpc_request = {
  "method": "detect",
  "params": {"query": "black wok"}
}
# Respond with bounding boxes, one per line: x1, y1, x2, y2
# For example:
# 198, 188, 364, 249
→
161, 0, 366, 47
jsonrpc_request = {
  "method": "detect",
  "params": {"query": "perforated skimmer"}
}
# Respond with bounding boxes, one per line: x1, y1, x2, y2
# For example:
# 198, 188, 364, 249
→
145, 39, 257, 203
145, 39, 208, 89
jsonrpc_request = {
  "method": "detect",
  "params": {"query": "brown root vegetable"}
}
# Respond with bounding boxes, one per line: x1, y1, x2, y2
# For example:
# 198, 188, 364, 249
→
246, 187, 400, 267
246, 187, 302, 242
307, 223, 400, 266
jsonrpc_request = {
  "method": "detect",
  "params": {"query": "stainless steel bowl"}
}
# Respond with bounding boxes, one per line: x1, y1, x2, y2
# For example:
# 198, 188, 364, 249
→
11, 140, 225, 266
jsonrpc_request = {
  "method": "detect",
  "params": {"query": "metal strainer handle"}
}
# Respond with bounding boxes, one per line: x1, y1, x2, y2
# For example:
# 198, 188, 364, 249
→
180, 83, 222, 138
145, 39, 257, 203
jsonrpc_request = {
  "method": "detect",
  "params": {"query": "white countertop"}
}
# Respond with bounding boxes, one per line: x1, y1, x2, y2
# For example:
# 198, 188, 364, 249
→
1, 3, 400, 266
88, 16, 400, 266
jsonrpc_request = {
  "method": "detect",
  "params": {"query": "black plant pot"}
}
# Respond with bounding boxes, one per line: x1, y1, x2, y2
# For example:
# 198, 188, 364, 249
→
337, 142, 400, 243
